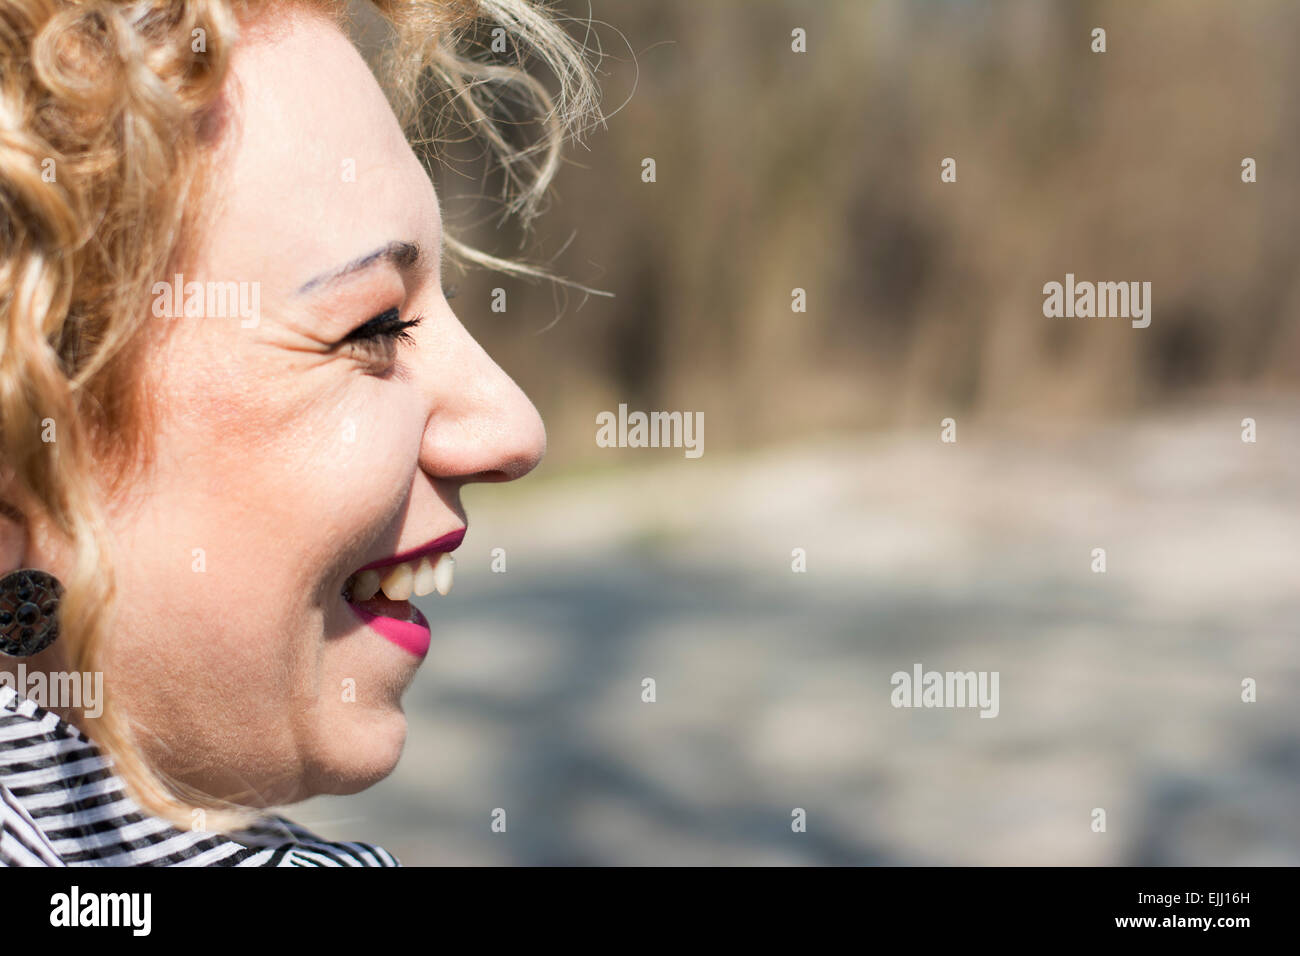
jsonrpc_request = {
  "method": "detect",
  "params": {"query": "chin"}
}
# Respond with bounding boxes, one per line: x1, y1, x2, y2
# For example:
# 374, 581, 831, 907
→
304, 706, 409, 797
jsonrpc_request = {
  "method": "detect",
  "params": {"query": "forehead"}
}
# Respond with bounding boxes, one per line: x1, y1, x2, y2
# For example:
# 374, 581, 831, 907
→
195, 10, 437, 294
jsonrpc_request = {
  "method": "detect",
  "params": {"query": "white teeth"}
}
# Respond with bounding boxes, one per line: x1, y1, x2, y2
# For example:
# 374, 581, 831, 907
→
412, 556, 438, 597
379, 562, 413, 601
347, 552, 455, 603
433, 552, 454, 596
351, 569, 381, 602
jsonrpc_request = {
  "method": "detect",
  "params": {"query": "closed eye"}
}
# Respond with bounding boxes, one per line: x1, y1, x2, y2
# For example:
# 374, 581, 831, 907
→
343, 307, 422, 346
339, 307, 423, 367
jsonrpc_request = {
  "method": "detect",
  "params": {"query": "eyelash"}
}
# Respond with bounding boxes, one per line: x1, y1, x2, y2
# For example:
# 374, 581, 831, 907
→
343, 307, 423, 355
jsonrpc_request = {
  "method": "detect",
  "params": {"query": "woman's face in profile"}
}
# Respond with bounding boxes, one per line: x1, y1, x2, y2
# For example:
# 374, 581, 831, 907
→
101, 10, 546, 805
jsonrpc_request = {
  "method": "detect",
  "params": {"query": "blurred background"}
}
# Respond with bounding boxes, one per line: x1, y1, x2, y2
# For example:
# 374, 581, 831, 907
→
299, 0, 1300, 864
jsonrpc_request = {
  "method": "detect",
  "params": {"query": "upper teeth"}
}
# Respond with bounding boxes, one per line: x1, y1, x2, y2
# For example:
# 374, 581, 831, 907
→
346, 552, 454, 602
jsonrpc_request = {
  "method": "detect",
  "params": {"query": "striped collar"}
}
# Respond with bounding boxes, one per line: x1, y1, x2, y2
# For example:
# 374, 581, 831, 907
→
0, 684, 398, 867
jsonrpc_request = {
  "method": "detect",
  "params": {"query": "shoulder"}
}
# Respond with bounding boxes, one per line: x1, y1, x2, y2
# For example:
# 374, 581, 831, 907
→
0, 782, 63, 867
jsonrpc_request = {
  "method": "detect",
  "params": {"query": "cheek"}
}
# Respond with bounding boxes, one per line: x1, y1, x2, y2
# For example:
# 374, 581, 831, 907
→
107, 321, 435, 764
143, 329, 422, 582
107, 350, 423, 694
302, 383, 427, 568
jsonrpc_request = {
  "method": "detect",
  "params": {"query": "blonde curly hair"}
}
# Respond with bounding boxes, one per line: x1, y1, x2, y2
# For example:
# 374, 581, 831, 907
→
0, 0, 601, 830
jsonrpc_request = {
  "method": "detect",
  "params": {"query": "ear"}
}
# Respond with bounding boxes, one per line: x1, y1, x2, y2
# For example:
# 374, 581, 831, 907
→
0, 493, 29, 575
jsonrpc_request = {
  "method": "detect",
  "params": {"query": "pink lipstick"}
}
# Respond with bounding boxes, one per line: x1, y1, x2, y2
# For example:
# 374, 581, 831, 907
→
349, 600, 433, 657
343, 528, 465, 657
356, 528, 465, 572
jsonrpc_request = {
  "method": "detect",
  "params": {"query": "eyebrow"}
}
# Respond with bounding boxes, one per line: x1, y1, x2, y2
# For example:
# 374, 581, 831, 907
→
296, 240, 422, 295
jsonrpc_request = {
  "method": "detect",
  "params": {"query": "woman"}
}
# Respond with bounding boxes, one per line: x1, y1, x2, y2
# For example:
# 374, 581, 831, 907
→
0, 0, 600, 865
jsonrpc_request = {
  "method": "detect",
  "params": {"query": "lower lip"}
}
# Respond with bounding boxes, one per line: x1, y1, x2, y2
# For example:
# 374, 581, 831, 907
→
347, 602, 431, 658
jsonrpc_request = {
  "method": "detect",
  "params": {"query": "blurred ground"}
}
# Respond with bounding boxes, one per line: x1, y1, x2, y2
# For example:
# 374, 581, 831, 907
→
295, 397, 1300, 865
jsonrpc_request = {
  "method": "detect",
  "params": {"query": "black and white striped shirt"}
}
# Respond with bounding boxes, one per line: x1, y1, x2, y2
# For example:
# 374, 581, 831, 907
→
0, 685, 399, 867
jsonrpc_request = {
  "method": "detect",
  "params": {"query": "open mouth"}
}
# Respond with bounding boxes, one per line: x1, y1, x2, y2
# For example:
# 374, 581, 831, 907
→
342, 528, 463, 657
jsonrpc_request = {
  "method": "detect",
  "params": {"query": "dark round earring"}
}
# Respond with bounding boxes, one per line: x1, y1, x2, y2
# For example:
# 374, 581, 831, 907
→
0, 569, 63, 658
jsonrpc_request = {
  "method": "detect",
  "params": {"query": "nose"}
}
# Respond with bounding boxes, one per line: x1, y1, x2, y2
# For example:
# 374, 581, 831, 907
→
416, 317, 546, 486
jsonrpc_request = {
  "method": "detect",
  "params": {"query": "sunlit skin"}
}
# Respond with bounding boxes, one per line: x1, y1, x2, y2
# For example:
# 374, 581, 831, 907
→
0, 8, 545, 807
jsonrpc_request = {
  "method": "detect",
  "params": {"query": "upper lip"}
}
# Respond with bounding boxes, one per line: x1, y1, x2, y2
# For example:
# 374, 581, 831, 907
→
355, 527, 466, 574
